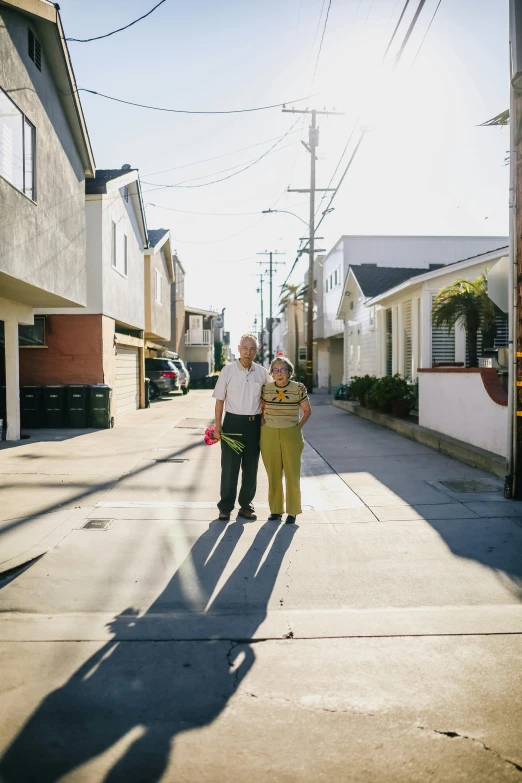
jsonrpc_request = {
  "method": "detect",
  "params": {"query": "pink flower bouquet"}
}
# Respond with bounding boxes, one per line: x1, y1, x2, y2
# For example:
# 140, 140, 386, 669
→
204, 425, 244, 454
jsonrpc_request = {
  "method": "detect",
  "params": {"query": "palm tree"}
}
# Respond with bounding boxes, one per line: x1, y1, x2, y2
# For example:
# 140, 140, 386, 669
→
279, 283, 305, 368
432, 272, 506, 367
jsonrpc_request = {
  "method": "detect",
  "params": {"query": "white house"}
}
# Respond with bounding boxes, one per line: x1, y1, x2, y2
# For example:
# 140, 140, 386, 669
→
364, 245, 509, 381
320, 236, 508, 387
29, 167, 152, 420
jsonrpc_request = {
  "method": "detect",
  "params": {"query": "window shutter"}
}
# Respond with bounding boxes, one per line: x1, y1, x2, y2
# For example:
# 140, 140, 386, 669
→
403, 301, 412, 380
385, 308, 393, 376
28, 29, 42, 71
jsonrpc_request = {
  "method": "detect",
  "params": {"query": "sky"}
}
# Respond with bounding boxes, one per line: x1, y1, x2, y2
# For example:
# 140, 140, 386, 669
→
59, 0, 510, 348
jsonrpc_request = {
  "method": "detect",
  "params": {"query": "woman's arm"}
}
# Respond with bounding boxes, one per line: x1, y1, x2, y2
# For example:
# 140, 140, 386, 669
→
298, 399, 312, 428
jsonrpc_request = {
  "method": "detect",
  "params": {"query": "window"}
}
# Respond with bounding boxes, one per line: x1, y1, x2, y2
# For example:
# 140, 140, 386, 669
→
28, 29, 42, 71
325, 278, 329, 293
334, 268, 338, 287
155, 269, 162, 304
111, 221, 117, 267
123, 234, 128, 276
298, 346, 307, 361
0, 88, 36, 199
369, 306, 376, 330
403, 301, 412, 380
19, 316, 46, 347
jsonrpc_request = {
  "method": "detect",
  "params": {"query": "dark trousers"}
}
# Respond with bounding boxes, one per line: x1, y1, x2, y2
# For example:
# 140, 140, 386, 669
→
218, 413, 261, 514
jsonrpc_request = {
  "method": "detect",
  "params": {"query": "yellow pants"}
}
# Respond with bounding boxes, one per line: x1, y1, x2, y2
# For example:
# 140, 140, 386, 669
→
260, 425, 304, 516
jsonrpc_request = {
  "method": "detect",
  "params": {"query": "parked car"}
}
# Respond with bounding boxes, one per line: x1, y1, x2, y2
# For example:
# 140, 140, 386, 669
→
172, 359, 190, 394
145, 358, 180, 400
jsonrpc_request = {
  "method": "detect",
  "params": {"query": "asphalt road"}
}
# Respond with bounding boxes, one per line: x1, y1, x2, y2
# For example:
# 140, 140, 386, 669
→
0, 390, 521, 782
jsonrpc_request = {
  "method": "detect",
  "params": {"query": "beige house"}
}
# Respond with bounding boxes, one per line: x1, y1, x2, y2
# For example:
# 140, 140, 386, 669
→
144, 229, 175, 357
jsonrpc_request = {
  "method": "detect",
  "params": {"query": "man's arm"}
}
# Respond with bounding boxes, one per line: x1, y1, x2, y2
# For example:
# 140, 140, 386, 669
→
215, 399, 224, 439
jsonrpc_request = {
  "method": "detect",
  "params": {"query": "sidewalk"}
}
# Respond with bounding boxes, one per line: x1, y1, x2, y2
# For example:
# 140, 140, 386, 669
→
0, 392, 521, 781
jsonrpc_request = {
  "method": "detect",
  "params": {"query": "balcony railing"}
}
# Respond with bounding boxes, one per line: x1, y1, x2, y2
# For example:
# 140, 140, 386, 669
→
185, 329, 212, 346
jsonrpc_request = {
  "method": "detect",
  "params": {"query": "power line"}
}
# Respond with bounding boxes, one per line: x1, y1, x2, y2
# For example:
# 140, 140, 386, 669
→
146, 200, 309, 216
66, 0, 167, 42
142, 119, 301, 191
411, 0, 443, 67
142, 125, 307, 177
381, 0, 412, 63
77, 88, 318, 115
312, 0, 333, 84
394, 0, 428, 64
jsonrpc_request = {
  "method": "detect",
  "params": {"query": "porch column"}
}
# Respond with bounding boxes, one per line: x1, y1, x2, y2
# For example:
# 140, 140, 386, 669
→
5, 319, 20, 441
420, 290, 432, 369
397, 305, 404, 377
412, 297, 420, 379
455, 324, 466, 365
392, 306, 399, 374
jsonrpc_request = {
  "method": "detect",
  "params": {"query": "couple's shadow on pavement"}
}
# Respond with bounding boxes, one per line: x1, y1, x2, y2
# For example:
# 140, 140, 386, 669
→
0, 518, 297, 783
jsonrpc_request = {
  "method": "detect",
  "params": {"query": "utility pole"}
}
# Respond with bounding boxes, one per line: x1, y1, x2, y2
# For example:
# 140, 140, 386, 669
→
510, 0, 522, 496
257, 251, 285, 363
284, 106, 344, 392
256, 272, 265, 365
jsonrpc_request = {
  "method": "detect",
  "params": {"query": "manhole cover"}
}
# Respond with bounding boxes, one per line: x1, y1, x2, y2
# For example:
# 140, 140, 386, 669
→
440, 480, 500, 493
176, 418, 214, 429
82, 519, 113, 530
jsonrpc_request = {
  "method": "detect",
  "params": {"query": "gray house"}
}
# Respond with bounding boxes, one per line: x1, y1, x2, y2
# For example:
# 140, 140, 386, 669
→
0, 0, 95, 440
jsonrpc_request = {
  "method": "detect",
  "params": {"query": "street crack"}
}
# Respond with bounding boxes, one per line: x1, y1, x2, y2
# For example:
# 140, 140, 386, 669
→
419, 727, 522, 773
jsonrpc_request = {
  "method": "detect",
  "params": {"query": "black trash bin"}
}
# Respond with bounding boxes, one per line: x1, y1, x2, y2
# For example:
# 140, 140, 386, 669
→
90, 384, 112, 429
20, 386, 43, 428
66, 385, 89, 428
144, 378, 151, 409
43, 385, 66, 428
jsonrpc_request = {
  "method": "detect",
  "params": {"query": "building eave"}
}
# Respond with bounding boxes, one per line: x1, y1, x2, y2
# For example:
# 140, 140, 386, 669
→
366, 247, 509, 307
0, 0, 96, 177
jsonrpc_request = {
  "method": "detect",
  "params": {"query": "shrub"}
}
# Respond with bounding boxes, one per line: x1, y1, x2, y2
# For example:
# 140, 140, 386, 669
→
349, 375, 377, 403
367, 374, 414, 414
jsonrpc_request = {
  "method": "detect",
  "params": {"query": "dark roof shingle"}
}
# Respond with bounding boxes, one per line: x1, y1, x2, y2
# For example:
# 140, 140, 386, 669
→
85, 168, 137, 194
147, 228, 170, 249
350, 264, 440, 298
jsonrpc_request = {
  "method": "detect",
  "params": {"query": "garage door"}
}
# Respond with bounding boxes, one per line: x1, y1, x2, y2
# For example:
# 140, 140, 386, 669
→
115, 346, 140, 416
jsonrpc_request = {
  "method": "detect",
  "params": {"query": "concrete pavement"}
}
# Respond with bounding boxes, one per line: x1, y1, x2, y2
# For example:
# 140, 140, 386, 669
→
0, 391, 522, 782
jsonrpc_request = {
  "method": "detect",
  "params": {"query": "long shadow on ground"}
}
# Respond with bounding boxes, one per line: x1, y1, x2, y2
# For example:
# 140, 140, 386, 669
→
0, 519, 296, 782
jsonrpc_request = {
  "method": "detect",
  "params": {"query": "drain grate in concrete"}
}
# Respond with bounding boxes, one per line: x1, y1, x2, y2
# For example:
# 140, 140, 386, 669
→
440, 480, 500, 493
82, 519, 114, 530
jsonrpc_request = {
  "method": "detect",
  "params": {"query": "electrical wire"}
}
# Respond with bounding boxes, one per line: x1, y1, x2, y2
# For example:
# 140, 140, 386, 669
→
66, 0, 167, 42
146, 200, 310, 216
142, 125, 307, 177
381, 0, 411, 63
77, 88, 317, 115
282, 0, 429, 287
410, 0, 443, 67
311, 0, 332, 85
142, 119, 301, 191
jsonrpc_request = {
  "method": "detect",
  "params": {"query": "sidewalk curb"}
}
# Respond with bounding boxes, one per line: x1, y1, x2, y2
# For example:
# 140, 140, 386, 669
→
332, 400, 506, 478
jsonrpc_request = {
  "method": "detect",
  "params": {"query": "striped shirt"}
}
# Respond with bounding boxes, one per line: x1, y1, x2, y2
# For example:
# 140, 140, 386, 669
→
261, 380, 308, 428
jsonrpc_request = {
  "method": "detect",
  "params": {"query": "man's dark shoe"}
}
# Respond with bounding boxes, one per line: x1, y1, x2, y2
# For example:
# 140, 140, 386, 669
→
268, 513, 282, 522
285, 515, 296, 525
238, 507, 257, 520
218, 512, 230, 521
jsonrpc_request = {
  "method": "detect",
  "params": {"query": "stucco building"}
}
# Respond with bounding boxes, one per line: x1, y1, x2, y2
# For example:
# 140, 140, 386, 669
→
0, 0, 95, 440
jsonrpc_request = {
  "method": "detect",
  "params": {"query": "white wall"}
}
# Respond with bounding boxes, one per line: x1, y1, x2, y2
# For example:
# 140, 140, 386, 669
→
342, 274, 378, 381
321, 240, 345, 339
419, 371, 508, 457
343, 236, 508, 268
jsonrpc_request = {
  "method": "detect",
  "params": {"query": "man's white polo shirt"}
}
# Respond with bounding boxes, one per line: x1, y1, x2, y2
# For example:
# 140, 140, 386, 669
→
212, 361, 271, 415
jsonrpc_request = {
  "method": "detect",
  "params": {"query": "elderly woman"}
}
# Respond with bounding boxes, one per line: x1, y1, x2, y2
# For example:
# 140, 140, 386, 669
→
260, 357, 312, 524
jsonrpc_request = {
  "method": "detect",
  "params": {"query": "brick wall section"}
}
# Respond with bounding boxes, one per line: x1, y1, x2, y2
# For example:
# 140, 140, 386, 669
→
418, 367, 507, 406
19, 315, 104, 386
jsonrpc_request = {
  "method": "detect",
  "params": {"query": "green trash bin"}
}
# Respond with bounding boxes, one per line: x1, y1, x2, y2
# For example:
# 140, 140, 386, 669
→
66, 385, 89, 428
43, 385, 66, 428
21, 386, 43, 428
90, 384, 112, 429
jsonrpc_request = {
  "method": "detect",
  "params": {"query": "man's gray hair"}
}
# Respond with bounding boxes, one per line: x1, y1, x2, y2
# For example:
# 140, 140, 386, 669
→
240, 333, 259, 346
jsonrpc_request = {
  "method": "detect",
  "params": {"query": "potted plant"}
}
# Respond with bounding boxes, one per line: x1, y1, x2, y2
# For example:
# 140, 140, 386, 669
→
349, 375, 377, 406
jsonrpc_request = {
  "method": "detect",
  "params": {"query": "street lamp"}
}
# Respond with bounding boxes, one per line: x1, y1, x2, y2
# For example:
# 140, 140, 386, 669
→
262, 209, 308, 226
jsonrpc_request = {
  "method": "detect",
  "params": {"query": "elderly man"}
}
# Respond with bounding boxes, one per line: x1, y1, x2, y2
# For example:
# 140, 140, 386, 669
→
213, 334, 271, 521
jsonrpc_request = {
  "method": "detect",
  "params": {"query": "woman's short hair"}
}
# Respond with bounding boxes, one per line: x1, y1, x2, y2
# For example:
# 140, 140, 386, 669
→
269, 356, 294, 377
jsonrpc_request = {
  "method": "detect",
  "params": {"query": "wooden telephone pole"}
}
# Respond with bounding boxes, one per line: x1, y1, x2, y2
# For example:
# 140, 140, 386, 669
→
284, 107, 344, 393
257, 251, 285, 363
